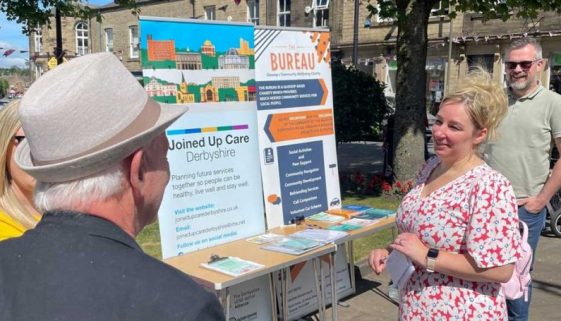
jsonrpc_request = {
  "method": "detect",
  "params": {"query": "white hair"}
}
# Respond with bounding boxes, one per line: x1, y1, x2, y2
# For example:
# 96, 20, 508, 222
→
34, 163, 127, 212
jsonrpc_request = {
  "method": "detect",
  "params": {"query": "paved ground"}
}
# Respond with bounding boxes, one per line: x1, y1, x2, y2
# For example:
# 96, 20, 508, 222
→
308, 142, 561, 321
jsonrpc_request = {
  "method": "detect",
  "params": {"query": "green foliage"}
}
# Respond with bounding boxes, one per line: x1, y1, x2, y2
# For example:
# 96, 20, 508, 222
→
0, 78, 9, 97
365, 0, 561, 181
0, 0, 137, 34
137, 221, 163, 259
332, 62, 389, 143
368, 0, 561, 22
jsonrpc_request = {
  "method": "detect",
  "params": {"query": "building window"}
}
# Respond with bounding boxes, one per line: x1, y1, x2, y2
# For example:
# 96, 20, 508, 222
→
278, 0, 291, 27
105, 28, 114, 53
129, 25, 139, 59
33, 27, 42, 53
430, 1, 449, 17
205, 6, 216, 20
313, 0, 329, 28
75, 22, 89, 56
35, 64, 43, 79
247, 0, 259, 25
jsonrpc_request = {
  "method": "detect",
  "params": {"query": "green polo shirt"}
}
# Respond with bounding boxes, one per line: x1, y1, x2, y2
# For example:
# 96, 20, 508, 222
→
485, 86, 561, 198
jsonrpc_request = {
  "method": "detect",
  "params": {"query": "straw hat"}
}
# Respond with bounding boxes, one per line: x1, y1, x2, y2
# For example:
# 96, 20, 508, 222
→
15, 52, 188, 183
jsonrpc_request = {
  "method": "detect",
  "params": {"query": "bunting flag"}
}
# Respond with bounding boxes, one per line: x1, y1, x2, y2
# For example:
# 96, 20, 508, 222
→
3, 49, 15, 57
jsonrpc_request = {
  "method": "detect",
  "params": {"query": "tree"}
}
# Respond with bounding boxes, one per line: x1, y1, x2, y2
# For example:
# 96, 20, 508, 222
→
0, 0, 137, 34
368, 0, 561, 180
0, 78, 9, 98
332, 61, 390, 143
0, 1, 137, 63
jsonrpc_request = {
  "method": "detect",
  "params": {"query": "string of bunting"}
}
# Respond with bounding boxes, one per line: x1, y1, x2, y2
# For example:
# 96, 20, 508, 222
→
0, 48, 29, 57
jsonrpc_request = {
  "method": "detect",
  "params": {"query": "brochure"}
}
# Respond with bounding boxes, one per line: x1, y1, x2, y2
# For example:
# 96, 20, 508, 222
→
326, 208, 360, 219
306, 212, 346, 223
261, 237, 325, 255
246, 233, 285, 244
343, 218, 380, 227
201, 256, 264, 277
326, 224, 362, 231
290, 229, 348, 243
342, 204, 372, 213
386, 251, 415, 290
354, 208, 395, 220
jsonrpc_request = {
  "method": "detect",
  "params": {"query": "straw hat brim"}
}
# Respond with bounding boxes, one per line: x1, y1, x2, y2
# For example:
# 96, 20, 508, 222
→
15, 103, 188, 183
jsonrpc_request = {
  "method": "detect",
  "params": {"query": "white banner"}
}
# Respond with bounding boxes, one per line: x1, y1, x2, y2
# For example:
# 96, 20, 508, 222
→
139, 17, 266, 259
255, 27, 341, 228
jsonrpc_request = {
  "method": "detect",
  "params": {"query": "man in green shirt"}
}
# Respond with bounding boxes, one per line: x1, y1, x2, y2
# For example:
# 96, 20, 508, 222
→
485, 38, 561, 321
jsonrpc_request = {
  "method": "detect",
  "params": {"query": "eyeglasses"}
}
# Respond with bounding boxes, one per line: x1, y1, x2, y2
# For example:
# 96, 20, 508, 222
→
13, 135, 25, 144
505, 60, 540, 70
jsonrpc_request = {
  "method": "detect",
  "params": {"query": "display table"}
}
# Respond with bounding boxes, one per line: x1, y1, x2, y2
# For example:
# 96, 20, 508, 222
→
164, 216, 396, 321
165, 227, 337, 321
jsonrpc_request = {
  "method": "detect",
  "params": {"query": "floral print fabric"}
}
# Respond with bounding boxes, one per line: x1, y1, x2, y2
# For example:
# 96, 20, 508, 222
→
396, 157, 521, 321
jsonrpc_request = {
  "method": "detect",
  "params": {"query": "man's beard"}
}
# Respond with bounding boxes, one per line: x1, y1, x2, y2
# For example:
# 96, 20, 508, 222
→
508, 75, 533, 91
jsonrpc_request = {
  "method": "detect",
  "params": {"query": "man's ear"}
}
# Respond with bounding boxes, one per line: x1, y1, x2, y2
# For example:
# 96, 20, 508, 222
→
129, 149, 145, 196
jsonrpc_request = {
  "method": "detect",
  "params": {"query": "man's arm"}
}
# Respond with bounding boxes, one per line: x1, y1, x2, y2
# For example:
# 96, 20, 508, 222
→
520, 137, 561, 213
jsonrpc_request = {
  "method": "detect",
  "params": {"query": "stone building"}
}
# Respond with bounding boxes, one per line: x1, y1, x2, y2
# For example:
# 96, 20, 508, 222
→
28, 0, 561, 105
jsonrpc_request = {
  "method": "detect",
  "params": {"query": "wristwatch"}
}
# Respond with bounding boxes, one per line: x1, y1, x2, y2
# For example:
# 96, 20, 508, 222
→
426, 248, 439, 273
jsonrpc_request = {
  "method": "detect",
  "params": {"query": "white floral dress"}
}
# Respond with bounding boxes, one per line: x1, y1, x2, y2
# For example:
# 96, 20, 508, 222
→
396, 157, 522, 321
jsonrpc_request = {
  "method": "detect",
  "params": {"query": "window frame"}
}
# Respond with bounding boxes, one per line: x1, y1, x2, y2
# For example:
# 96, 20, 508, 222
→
75, 22, 89, 56
105, 28, 114, 53
277, 0, 291, 27
430, 1, 449, 17
313, 0, 329, 28
129, 25, 139, 59
33, 27, 42, 53
204, 5, 216, 20
247, 0, 260, 25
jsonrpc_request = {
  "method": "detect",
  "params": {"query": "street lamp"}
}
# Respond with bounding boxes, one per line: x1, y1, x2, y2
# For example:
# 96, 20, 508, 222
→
352, 0, 359, 65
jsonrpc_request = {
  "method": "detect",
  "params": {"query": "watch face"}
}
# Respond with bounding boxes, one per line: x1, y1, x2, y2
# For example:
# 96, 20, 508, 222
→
427, 248, 439, 258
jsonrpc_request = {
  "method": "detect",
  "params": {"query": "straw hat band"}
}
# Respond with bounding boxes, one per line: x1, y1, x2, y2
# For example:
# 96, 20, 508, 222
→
32, 99, 161, 166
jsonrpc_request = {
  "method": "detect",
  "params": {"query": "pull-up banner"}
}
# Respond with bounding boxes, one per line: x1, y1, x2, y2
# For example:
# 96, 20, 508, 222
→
139, 17, 266, 259
255, 27, 341, 228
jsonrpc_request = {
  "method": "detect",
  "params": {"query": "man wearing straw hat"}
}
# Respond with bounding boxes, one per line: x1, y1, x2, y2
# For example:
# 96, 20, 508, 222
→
0, 53, 225, 321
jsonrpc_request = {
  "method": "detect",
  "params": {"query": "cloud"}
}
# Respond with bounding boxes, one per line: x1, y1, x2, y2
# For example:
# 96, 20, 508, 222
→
0, 57, 27, 69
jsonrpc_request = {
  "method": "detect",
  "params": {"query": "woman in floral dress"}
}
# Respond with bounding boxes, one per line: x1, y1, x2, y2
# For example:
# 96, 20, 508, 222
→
369, 69, 522, 321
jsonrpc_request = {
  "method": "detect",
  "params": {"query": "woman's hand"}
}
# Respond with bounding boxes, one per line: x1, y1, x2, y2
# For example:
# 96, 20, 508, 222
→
390, 233, 429, 268
368, 248, 389, 275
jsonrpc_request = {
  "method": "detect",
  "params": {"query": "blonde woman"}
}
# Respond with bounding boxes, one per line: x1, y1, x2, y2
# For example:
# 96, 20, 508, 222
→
0, 100, 39, 240
369, 69, 522, 321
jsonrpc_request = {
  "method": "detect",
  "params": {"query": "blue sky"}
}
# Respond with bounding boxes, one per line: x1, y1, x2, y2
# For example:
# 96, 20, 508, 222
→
0, 0, 111, 68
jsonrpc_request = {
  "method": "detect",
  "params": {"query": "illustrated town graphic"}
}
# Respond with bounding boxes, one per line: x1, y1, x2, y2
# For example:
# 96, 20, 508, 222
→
142, 35, 256, 104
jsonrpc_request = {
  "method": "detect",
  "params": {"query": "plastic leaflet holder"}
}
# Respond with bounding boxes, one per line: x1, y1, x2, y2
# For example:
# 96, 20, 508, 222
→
387, 250, 415, 290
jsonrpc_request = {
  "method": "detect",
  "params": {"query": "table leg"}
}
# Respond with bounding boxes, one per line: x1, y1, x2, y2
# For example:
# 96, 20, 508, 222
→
348, 240, 356, 294
270, 273, 278, 321
282, 268, 289, 321
313, 257, 325, 321
330, 251, 338, 321
218, 288, 230, 320
320, 257, 327, 321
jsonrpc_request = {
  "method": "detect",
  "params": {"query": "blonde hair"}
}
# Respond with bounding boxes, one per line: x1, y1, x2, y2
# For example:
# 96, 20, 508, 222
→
442, 68, 507, 141
0, 100, 37, 228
